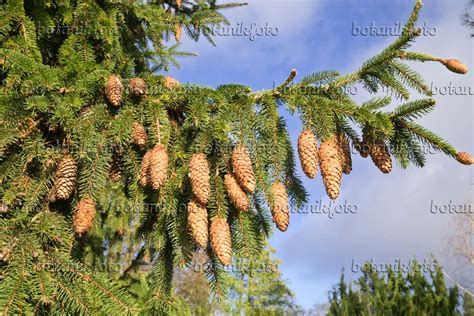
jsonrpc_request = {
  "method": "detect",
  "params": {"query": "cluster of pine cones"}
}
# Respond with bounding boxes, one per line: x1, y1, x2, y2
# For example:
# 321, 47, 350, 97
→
298, 130, 357, 200
47, 154, 96, 236
298, 128, 474, 200
104, 74, 179, 106
297, 129, 393, 199
185, 144, 289, 266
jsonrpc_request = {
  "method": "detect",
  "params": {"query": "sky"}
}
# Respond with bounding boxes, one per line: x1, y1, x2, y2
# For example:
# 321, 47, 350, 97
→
168, 0, 474, 309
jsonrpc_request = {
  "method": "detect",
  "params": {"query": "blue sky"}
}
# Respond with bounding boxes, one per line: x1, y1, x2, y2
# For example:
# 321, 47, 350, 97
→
168, 0, 473, 309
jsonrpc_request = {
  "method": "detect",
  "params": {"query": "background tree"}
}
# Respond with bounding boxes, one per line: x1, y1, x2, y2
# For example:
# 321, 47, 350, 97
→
445, 211, 474, 315
328, 261, 461, 315
171, 244, 302, 316
217, 242, 303, 315
0, 0, 473, 314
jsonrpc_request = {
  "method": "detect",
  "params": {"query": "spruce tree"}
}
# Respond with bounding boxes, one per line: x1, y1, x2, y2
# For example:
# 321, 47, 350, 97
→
0, 0, 472, 314
328, 261, 462, 315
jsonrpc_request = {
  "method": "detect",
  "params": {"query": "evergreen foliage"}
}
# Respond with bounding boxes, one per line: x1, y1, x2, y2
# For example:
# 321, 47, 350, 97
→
328, 261, 462, 316
0, 0, 471, 314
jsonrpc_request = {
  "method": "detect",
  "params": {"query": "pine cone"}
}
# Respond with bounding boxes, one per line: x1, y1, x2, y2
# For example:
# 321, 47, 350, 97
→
271, 182, 289, 232
232, 144, 256, 193
110, 154, 123, 182
174, 23, 182, 42
210, 218, 232, 266
139, 150, 152, 187
297, 130, 319, 178
0, 203, 9, 214
369, 139, 392, 174
49, 154, 77, 202
130, 77, 147, 96
440, 59, 468, 74
132, 122, 148, 147
176, 0, 182, 7
456, 152, 474, 165
318, 136, 343, 200
105, 75, 123, 106
224, 173, 250, 212
187, 199, 208, 248
164, 76, 180, 90
337, 133, 352, 175
149, 144, 168, 190
189, 153, 211, 205
73, 198, 96, 236
0, 247, 11, 262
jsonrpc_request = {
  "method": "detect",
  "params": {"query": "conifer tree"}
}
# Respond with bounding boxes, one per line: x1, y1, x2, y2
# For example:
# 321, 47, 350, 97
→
328, 261, 462, 315
0, 0, 472, 314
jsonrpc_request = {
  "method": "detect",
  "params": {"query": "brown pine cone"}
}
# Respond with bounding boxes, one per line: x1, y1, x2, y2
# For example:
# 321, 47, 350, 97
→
132, 122, 148, 147
129, 77, 147, 96
337, 133, 352, 175
139, 150, 152, 187
369, 139, 392, 174
318, 136, 343, 200
456, 152, 474, 165
187, 199, 208, 248
105, 75, 123, 106
298, 130, 318, 178
440, 59, 468, 74
210, 218, 232, 266
271, 182, 289, 232
224, 173, 250, 212
73, 197, 96, 236
232, 144, 256, 193
164, 76, 180, 90
110, 154, 123, 182
149, 144, 168, 190
176, 0, 182, 7
189, 153, 211, 205
0, 203, 9, 214
174, 23, 182, 42
49, 154, 77, 202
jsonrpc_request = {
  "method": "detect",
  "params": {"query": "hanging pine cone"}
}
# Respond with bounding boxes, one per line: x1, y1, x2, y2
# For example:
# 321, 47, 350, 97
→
129, 77, 147, 96
48, 154, 77, 202
105, 75, 123, 106
149, 144, 169, 190
232, 144, 256, 193
139, 150, 152, 187
298, 130, 319, 179
132, 122, 148, 147
189, 153, 211, 205
337, 133, 352, 175
440, 59, 468, 74
0, 203, 9, 214
174, 23, 182, 42
0, 247, 11, 262
187, 199, 208, 248
176, 0, 182, 7
224, 173, 250, 212
456, 152, 474, 165
210, 218, 232, 266
164, 76, 180, 90
73, 197, 96, 236
271, 182, 289, 232
318, 136, 343, 200
110, 154, 123, 182
369, 139, 392, 174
